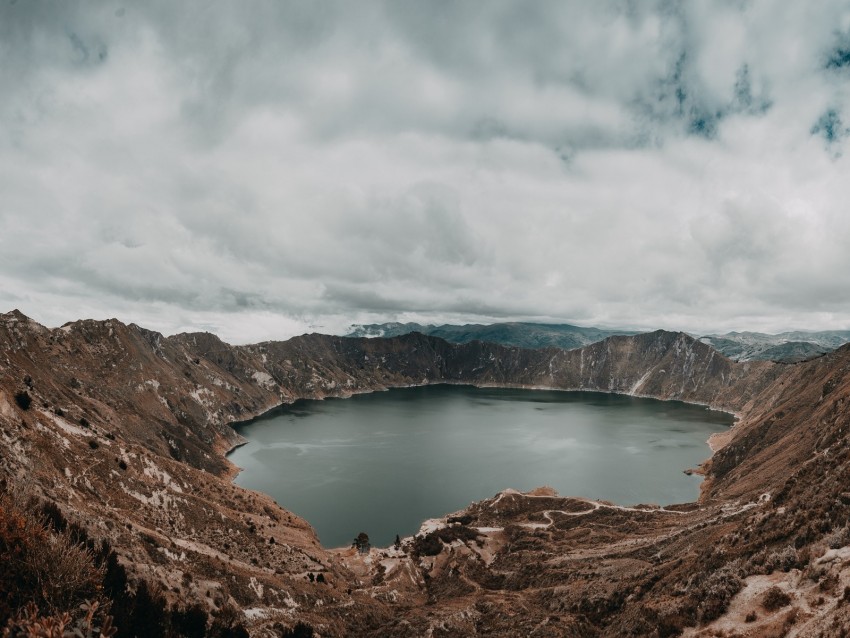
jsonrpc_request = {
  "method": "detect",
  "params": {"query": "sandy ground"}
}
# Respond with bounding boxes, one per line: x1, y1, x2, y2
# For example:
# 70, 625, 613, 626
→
708, 428, 734, 452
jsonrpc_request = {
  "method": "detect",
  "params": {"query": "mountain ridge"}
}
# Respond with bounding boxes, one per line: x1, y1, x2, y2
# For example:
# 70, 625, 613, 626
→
349, 320, 850, 363
3, 310, 850, 635
347, 320, 641, 351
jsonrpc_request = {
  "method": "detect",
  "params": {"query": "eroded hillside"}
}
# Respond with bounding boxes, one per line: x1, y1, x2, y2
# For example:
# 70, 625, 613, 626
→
2, 310, 850, 636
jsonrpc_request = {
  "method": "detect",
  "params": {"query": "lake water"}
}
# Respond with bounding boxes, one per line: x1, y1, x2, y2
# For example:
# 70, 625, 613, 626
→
228, 384, 733, 548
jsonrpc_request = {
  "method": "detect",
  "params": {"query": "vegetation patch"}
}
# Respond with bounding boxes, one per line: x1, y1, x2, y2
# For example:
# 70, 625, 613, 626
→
414, 525, 481, 557
761, 586, 792, 611
13, 391, 31, 411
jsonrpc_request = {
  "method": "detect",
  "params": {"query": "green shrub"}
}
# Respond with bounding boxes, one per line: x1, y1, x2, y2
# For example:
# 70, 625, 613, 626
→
414, 533, 444, 556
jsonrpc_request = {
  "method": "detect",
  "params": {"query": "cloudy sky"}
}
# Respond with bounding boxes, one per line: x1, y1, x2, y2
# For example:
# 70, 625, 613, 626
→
2, 1, 850, 343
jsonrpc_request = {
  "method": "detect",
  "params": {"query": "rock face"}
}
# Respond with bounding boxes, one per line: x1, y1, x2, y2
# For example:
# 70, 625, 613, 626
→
3, 310, 850, 636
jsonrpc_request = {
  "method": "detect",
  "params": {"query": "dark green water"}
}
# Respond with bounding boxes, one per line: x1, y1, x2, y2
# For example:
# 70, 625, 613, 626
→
227, 385, 733, 548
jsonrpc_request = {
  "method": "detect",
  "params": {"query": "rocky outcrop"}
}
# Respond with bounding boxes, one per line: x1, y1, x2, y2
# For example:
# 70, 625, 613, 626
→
3, 310, 850, 636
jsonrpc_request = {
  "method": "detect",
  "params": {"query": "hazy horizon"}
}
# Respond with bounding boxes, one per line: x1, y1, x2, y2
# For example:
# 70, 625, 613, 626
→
5, 306, 850, 347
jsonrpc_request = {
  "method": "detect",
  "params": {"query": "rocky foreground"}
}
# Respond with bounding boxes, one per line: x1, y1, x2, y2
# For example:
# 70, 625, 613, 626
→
2, 309, 850, 636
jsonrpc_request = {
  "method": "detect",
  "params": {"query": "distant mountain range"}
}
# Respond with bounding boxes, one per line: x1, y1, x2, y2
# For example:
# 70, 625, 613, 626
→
348, 322, 850, 363
698, 330, 850, 363
346, 321, 640, 351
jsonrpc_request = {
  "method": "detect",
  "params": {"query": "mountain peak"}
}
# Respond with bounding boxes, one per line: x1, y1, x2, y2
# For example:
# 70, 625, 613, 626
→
1, 309, 31, 322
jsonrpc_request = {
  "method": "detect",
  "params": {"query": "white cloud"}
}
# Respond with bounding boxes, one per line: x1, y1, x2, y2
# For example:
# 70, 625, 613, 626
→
1, 1, 850, 342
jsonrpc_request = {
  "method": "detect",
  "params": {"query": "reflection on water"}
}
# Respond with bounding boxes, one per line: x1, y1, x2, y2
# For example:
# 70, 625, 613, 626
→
228, 385, 733, 548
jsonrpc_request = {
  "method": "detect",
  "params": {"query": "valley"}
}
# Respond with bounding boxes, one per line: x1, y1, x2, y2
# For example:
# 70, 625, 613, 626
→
2, 309, 850, 636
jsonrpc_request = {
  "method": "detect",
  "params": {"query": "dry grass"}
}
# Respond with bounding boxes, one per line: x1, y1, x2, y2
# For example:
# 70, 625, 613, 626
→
0, 492, 110, 634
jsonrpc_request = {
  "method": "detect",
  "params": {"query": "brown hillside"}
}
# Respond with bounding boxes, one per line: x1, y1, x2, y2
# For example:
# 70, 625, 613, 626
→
2, 310, 850, 636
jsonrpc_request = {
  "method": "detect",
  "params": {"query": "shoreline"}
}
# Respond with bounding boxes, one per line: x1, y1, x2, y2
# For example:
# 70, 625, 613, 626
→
707, 428, 735, 453
220, 381, 740, 548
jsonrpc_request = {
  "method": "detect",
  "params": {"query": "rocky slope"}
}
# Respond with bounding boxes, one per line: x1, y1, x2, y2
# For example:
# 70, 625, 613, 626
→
3, 310, 850, 636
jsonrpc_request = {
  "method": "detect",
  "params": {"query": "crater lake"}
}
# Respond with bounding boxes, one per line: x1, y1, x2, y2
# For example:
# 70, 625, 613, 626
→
227, 384, 734, 548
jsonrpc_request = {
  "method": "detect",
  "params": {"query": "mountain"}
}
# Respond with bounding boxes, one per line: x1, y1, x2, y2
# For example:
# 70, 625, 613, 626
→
346, 321, 430, 338
349, 322, 850, 363
347, 321, 639, 350
700, 329, 850, 362
3, 310, 850, 635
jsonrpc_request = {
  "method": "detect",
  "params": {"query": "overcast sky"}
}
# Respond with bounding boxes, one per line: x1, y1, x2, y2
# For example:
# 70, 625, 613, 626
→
2, 1, 850, 343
